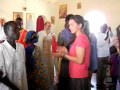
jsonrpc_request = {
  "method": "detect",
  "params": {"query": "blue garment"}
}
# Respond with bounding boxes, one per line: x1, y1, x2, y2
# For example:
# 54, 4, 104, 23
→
57, 28, 75, 90
61, 28, 72, 43
58, 28, 75, 50
89, 33, 98, 71
26, 31, 38, 44
25, 45, 35, 73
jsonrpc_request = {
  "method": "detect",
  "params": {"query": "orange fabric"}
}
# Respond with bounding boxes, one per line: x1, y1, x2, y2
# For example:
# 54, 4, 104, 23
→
52, 36, 58, 53
17, 29, 28, 48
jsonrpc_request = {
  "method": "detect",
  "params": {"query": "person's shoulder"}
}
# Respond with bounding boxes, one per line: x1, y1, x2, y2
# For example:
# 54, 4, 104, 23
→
23, 29, 28, 32
77, 34, 89, 43
61, 28, 69, 33
96, 32, 105, 38
38, 30, 45, 35
60, 28, 70, 37
79, 34, 88, 39
61, 28, 66, 31
16, 42, 24, 49
110, 53, 119, 60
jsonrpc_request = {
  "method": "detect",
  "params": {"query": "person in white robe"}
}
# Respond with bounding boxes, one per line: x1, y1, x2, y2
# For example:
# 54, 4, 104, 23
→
0, 21, 28, 90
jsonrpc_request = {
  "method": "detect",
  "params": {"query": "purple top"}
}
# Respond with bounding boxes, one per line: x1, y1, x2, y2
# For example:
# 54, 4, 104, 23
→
110, 53, 119, 76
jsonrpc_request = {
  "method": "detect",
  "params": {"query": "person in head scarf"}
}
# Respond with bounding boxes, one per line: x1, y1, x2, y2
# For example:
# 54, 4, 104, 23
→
25, 30, 54, 90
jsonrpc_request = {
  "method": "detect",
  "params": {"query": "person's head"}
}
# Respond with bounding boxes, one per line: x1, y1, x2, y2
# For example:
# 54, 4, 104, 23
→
26, 31, 38, 44
4, 21, 20, 41
44, 21, 51, 31
65, 14, 74, 28
100, 24, 108, 33
109, 45, 117, 55
69, 15, 84, 34
15, 17, 23, 30
0, 18, 5, 26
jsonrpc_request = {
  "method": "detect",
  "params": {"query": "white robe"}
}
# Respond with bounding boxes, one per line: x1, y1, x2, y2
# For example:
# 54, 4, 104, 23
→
0, 40, 28, 90
0, 26, 6, 41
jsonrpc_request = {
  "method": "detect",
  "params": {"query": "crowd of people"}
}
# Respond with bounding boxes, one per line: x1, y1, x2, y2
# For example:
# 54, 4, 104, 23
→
0, 14, 120, 90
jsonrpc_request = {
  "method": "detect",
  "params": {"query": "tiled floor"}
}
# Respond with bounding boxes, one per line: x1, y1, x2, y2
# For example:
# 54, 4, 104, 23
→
91, 73, 120, 90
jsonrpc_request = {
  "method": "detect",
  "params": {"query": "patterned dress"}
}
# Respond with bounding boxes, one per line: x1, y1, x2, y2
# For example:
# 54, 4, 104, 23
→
26, 38, 54, 90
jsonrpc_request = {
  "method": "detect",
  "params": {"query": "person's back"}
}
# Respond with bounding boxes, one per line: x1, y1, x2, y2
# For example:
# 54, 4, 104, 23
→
57, 14, 75, 90
97, 32, 110, 57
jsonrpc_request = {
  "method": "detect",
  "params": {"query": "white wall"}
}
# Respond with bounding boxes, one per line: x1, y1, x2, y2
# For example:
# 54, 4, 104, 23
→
0, 0, 58, 35
0, 0, 120, 38
57, 0, 120, 33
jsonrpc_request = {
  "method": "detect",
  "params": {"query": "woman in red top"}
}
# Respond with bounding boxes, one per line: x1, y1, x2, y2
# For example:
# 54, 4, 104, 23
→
54, 15, 91, 90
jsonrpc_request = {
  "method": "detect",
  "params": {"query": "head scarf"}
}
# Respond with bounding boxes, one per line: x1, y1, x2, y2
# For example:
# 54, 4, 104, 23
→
26, 31, 38, 44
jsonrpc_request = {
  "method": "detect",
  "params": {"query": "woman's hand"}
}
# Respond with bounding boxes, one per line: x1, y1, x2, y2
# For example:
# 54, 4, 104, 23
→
53, 46, 68, 57
53, 52, 65, 57
57, 46, 68, 53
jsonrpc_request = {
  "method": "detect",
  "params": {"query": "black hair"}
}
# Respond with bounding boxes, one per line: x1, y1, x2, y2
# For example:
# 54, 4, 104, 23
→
4, 21, 15, 35
100, 24, 108, 33
65, 14, 74, 22
15, 17, 23, 22
15, 17, 23, 30
109, 45, 117, 55
70, 15, 84, 28
64, 14, 74, 28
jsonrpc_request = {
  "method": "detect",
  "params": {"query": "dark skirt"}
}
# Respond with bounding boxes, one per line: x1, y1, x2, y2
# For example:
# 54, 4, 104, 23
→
70, 78, 91, 90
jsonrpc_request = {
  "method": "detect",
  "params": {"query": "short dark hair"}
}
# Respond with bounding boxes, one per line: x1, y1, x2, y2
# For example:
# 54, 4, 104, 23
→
65, 14, 74, 22
15, 17, 23, 22
4, 21, 15, 35
70, 15, 84, 28
109, 45, 117, 55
